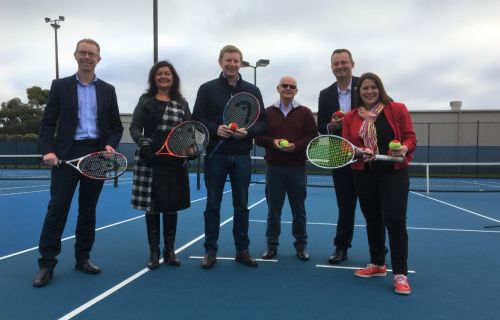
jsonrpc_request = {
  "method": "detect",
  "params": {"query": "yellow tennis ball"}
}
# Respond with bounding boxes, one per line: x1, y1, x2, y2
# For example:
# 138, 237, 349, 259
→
279, 139, 289, 147
389, 139, 402, 150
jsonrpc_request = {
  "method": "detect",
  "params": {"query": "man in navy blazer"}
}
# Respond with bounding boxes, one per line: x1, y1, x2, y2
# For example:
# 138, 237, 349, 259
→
33, 39, 123, 287
317, 49, 359, 265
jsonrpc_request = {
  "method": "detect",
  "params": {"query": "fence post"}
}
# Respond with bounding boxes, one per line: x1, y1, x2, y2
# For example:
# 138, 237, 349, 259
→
476, 120, 480, 163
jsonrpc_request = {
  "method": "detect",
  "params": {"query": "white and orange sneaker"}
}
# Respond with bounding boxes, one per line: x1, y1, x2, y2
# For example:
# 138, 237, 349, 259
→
393, 274, 411, 295
354, 263, 387, 278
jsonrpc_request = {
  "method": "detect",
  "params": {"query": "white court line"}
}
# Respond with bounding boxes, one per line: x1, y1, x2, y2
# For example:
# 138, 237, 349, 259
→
0, 192, 213, 261
0, 180, 120, 196
316, 264, 416, 274
250, 219, 363, 227
249, 219, 500, 234
411, 191, 500, 224
0, 215, 144, 261
58, 197, 267, 320
0, 189, 49, 196
189, 256, 278, 263
0, 184, 51, 191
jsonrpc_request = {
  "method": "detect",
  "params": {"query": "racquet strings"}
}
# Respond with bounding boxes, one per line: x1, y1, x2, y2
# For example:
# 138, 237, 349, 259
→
79, 151, 127, 179
307, 136, 354, 168
223, 93, 260, 128
167, 122, 209, 156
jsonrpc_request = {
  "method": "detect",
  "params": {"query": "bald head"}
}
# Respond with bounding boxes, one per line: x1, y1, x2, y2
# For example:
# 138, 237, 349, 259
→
277, 76, 298, 104
279, 76, 297, 87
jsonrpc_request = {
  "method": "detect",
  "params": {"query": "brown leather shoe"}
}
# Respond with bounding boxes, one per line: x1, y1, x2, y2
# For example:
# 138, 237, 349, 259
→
201, 252, 216, 269
32, 268, 53, 287
235, 251, 258, 267
262, 248, 277, 259
328, 248, 347, 264
75, 260, 101, 274
296, 248, 310, 261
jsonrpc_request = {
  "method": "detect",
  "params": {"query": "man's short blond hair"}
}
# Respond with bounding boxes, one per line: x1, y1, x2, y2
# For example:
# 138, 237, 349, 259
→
75, 38, 101, 55
218, 45, 243, 62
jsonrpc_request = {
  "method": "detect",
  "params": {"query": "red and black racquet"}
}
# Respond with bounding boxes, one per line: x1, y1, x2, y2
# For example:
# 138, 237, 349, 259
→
156, 120, 209, 158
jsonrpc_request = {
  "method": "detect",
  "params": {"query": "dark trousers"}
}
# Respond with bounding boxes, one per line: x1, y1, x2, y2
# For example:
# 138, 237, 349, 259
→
352, 166, 409, 275
38, 140, 104, 269
203, 153, 251, 253
265, 165, 307, 250
331, 166, 357, 250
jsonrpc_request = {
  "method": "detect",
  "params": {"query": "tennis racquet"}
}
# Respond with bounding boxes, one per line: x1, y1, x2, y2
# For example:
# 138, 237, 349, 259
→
306, 135, 403, 169
59, 151, 127, 180
208, 92, 261, 158
156, 120, 209, 157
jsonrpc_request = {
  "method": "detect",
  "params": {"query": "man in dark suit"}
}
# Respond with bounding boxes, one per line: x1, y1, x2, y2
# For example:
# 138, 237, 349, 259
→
33, 39, 123, 287
317, 49, 358, 264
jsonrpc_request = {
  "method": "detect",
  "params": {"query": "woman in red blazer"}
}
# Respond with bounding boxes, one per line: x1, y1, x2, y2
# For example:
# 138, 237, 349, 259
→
342, 72, 417, 295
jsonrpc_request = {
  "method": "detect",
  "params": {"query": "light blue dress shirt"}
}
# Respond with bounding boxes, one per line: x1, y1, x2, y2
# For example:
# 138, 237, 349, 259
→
279, 101, 294, 117
74, 74, 100, 140
338, 80, 353, 113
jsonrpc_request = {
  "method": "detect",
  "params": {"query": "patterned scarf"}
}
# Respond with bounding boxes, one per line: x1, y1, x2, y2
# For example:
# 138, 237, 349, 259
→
358, 103, 385, 154
158, 101, 184, 132
131, 101, 185, 211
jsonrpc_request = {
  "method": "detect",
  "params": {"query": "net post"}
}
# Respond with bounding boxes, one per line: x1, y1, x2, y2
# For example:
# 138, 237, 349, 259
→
426, 164, 430, 194
196, 155, 201, 190
252, 140, 257, 174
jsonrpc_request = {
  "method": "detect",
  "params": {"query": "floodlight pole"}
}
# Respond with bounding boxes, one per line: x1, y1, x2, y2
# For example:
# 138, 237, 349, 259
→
241, 59, 270, 170
44, 16, 65, 79
153, 0, 158, 63
241, 59, 270, 85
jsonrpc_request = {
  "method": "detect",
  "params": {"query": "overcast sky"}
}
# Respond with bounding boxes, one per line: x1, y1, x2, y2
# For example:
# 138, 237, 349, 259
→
2, 0, 500, 113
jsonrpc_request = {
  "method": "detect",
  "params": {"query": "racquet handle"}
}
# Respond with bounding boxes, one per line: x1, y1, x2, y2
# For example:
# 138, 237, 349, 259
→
374, 154, 404, 162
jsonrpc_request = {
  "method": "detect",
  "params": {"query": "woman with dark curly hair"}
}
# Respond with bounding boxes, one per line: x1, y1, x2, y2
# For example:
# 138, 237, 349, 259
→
129, 61, 192, 269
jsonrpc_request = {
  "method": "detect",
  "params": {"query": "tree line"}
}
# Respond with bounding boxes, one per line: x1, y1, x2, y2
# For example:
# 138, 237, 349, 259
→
0, 86, 48, 141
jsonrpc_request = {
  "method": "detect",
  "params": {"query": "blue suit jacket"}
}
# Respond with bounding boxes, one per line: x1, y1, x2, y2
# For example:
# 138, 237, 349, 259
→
39, 74, 123, 159
317, 76, 359, 136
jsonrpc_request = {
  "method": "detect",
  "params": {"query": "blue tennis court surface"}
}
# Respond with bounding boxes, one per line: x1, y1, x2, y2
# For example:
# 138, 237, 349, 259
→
1, 172, 500, 319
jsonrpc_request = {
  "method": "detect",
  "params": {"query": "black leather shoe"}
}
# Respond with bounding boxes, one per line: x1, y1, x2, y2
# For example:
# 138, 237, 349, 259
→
147, 255, 160, 270
75, 260, 101, 274
201, 252, 217, 269
296, 248, 310, 261
262, 248, 277, 259
32, 268, 53, 287
163, 248, 181, 267
235, 251, 258, 267
328, 248, 347, 264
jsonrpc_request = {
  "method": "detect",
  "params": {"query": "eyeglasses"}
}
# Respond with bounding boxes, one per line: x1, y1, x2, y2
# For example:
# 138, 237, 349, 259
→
75, 50, 98, 58
280, 84, 297, 90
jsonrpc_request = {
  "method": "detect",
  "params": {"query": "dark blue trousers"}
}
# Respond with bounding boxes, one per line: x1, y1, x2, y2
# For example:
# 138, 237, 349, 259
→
265, 165, 307, 250
332, 166, 358, 250
203, 153, 251, 253
38, 140, 104, 269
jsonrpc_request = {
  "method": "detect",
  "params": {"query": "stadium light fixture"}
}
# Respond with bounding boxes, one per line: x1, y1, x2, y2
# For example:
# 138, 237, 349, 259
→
241, 59, 270, 85
44, 16, 65, 79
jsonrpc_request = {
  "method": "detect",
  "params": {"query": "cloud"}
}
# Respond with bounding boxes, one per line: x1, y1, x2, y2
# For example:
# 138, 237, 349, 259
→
1, 0, 500, 113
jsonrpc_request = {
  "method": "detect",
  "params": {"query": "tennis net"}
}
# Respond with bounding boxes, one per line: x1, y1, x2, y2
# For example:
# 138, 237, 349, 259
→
195, 155, 500, 192
0, 154, 49, 180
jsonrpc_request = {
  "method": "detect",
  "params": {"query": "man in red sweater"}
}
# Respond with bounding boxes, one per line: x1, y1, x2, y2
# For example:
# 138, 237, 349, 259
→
255, 76, 318, 261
